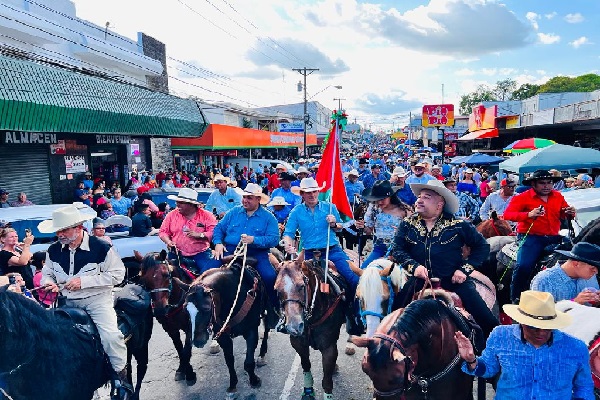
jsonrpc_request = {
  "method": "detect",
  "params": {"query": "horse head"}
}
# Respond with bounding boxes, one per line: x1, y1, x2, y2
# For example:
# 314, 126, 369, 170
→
273, 259, 309, 336
184, 275, 217, 348
476, 213, 513, 239
139, 251, 174, 317
355, 258, 406, 338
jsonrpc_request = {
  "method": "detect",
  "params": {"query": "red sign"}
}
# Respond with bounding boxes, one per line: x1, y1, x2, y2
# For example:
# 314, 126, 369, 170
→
203, 150, 238, 157
422, 104, 455, 127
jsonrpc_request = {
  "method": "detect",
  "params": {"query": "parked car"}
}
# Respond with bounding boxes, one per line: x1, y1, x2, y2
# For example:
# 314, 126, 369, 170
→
225, 158, 295, 173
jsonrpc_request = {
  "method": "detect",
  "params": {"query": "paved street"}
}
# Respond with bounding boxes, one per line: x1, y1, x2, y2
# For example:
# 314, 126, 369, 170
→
98, 319, 495, 400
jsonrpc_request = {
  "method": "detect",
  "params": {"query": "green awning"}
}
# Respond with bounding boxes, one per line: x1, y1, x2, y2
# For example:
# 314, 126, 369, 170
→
0, 55, 207, 137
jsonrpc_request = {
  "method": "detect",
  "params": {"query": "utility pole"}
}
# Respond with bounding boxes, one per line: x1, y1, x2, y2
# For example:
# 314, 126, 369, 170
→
334, 98, 346, 111
293, 67, 319, 157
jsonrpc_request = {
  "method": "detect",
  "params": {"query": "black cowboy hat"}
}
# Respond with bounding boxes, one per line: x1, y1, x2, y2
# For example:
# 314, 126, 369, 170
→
370, 164, 382, 169
554, 242, 600, 269
362, 180, 400, 202
359, 158, 369, 165
522, 169, 562, 186
279, 172, 296, 181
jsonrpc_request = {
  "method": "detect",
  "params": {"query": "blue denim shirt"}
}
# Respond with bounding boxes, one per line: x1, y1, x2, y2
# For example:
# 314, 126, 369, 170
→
284, 201, 341, 250
395, 185, 417, 206
212, 205, 279, 250
361, 173, 387, 189
205, 187, 242, 215
270, 187, 302, 215
345, 179, 365, 205
531, 262, 599, 302
462, 324, 594, 400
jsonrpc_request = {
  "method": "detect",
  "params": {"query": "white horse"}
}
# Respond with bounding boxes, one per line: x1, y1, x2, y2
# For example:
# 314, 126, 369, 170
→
350, 258, 408, 338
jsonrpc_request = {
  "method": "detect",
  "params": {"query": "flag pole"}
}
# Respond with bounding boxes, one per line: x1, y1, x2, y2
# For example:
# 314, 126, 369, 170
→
322, 112, 339, 292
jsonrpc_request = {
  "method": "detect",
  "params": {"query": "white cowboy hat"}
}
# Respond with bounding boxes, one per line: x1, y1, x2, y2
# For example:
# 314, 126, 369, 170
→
409, 179, 459, 215
275, 164, 287, 171
267, 196, 291, 207
241, 183, 270, 204
167, 187, 201, 205
212, 174, 230, 184
38, 205, 95, 233
345, 169, 360, 178
296, 166, 310, 175
291, 177, 325, 195
503, 291, 572, 330
392, 167, 409, 177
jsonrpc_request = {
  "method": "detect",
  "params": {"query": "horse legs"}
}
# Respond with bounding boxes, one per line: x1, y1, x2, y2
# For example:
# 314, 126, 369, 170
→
320, 344, 338, 398
243, 328, 261, 388
131, 345, 149, 400
217, 335, 239, 395
257, 318, 269, 367
291, 337, 315, 400
181, 327, 196, 385
163, 325, 194, 383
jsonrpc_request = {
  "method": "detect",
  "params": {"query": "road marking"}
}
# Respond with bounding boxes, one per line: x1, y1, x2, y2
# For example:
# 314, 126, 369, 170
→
279, 353, 301, 400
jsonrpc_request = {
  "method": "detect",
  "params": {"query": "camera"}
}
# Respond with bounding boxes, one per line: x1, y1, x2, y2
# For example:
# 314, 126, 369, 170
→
25, 228, 32, 235
8, 276, 16, 285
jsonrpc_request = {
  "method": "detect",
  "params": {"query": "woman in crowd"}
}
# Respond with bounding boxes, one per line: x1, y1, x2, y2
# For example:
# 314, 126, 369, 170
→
90, 218, 112, 245
0, 227, 34, 288
356, 180, 412, 268
458, 168, 478, 196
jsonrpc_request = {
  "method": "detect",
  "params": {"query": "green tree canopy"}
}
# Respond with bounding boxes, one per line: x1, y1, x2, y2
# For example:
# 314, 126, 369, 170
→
539, 74, 600, 93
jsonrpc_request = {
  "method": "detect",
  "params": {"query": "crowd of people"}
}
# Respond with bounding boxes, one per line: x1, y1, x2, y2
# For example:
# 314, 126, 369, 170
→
2, 135, 600, 399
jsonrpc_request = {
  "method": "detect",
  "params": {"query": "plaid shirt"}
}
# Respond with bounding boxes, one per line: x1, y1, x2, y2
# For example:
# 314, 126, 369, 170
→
454, 191, 481, 220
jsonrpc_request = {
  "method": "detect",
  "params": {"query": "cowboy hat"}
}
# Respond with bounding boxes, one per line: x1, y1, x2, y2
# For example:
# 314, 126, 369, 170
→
503, 291, 572, 329
296, 166, 310, 175
346, 169, 360, 178
291, 177, 325, 195
267, 196, 291, 207
362, 180, 400, 202
410, 179, 459, 215
275, 164, 287, 171
554, 242, 600, 269
391, 167, 409, 177
279, 172, 296, 181
38, 205, 95, 233
522, 170, 562, 186
167, 187, 201, 205
212, 174, 230, 184
241, 183, 270, 204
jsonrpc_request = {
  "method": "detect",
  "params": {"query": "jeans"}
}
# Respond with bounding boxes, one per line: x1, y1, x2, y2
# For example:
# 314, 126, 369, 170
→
362, 240, 389, 270
304, 245, 358, 298
169, 249, 220, 275
511, 234, 562, 302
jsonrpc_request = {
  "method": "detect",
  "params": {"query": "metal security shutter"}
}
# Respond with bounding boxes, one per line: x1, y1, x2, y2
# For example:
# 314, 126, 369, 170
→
0, 146, 52, 205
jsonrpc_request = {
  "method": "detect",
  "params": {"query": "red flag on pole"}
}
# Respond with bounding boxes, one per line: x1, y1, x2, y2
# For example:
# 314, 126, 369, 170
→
315, 116, 353, 220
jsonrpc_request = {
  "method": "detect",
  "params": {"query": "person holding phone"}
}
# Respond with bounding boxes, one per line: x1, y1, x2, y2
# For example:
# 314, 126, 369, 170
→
504, 170, 577, 304
0, 227, 34, 288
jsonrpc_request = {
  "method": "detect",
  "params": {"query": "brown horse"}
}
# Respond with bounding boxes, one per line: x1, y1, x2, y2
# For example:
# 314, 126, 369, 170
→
182, 258, 269, 400
476, 211, 513, 239
353, 299, 475, 400
138, 251, 197, 385
272, 255, 346, 400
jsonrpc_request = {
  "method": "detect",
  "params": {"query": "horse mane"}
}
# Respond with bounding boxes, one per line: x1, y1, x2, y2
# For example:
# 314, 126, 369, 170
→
357, 267, 386, 311
393, 299, 448, 348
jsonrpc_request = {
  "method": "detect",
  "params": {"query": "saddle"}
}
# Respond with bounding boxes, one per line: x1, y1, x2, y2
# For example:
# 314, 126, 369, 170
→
114, 284, 151, 340
53, 307, 99, 338
304, 258, 347, 299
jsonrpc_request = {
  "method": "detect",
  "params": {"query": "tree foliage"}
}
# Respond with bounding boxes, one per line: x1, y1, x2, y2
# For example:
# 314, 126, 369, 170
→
539, 74, 600, 93
511, 83, 540, 100
459, 84, 496, 115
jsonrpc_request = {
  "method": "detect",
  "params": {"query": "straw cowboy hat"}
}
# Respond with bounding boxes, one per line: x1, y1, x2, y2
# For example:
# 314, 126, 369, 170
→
345, 169, 360, 178
167, 187, 201, 205
38, 205, 95, 233
275, 164, 287, 171
296, 166, 310, 175
503, 291, 572, 330
241, 183, 270, 204
391, 167, 409, 177
554, 242, 600, 269
212, 174, 230, 184
291, 177, 325, 195
362, 180, 400, 202
267, 196, 290, 207
410, 179, 459, 215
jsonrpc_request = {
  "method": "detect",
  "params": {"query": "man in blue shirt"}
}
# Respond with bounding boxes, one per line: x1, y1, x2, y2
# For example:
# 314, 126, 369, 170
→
390, 167, 417, 206
442, 177, 481, 222
361, 164, 387, 190
212, 183, 280, 328
270, 172, 301, 216
531, 242, 600, 304
283, 177, 363, 335
357, 158, 369, 180
205, 174, 242, 219
344, 169, 364, 205
405, 162, 435, 185
455, 290, 594, 400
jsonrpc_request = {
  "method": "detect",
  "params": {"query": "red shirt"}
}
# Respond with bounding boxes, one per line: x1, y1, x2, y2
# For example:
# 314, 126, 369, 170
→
503, 188, 572, 235
159, 208, 217, 256
267, 174, 280, 193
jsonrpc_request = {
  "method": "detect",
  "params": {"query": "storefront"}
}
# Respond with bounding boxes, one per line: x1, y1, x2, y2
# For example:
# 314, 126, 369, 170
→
0, 55, 208, 204
171, 124, 317, 169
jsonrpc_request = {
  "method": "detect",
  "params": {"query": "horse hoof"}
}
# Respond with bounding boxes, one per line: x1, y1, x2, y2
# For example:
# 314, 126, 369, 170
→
174, 371, 185, 381
345, 344, 356, 356
250, 376, 262, 388
256, 356, 267, 367
186, 372, 197, 386
225, 391, 238, 400
210, 340, 221, 354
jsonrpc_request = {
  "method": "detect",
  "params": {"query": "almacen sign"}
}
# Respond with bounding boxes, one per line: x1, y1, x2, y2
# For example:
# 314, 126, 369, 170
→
422, 104, 455, 127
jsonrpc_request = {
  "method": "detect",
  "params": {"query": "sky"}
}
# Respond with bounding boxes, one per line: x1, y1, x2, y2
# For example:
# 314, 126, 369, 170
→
71, 0, 600, 132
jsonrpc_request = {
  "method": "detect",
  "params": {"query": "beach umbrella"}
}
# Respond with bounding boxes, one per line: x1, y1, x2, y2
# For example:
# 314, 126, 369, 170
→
503, 138, 555, 154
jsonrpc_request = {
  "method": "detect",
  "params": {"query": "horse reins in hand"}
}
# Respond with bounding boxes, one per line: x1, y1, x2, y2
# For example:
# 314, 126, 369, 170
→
497, 218, 536, 290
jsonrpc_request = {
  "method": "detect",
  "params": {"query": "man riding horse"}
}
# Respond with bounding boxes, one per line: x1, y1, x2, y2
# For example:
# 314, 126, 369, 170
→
389, 179, 499, 338
38, 205, 133, 398
282, 177, 363, 335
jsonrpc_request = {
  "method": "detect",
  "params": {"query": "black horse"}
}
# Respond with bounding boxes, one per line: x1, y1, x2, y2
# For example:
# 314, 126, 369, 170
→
182, 257, 269, 400
0, 285, 152, 400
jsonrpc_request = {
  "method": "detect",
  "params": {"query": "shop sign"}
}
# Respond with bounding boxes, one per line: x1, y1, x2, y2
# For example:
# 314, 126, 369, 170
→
203, 150, 238, 156
50, 140, 66, 154
1, 131, 58, 144
505, 115, 520, 129
64, 155, 86, 173
422, 104, 455, 127
278, 122, 304, 132
270, 133, 301, 145
95, 135, 130, 144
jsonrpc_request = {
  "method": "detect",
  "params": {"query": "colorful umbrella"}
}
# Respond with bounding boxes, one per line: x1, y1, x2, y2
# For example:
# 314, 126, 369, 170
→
503, 138, 555, 154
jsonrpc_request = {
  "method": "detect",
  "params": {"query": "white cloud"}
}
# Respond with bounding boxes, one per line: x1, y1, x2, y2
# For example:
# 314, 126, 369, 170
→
526, 12, 539, 30
537, 33, 560, 44
455, 68, 476, 76
565, 13, 584, 23
545, 12, 557, 20
481, 68, 497, 76
570, 36, 590, 48
499, 68, 518, 75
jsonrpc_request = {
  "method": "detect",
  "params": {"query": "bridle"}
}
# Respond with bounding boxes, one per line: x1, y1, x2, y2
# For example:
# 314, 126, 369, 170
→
359, 265, 395, 325
279, 271, 314, 320
145, 259, 185, 318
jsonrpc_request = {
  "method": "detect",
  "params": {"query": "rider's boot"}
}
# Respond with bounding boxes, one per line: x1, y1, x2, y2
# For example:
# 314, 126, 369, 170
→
345, 299, 364, 336
116, 368, 133, 400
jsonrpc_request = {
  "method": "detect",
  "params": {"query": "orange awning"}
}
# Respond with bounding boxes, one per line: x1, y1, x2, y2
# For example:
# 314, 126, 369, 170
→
171, 124, 317, 149
457, 128, 499, 141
